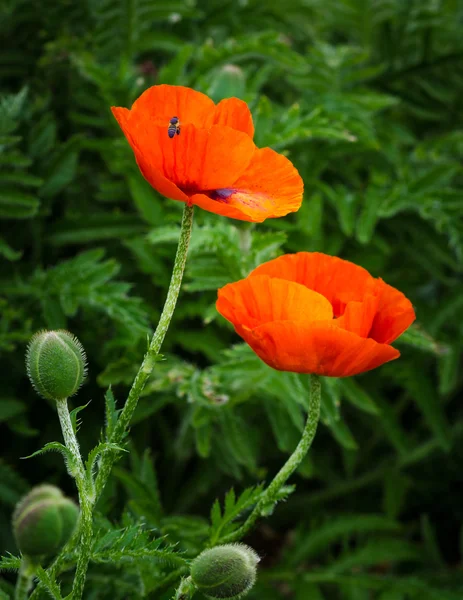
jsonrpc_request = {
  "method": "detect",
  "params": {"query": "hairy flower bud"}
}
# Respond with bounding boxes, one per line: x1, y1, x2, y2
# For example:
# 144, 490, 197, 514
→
208, 64, 246, 101
13, 485, 79, 558
26, 330, 87, 401
190, 544, 259, 599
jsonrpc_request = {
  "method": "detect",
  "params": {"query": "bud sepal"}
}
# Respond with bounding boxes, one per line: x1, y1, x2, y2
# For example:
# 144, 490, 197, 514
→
26, 330, 87, 401
190, 543, 259, 599
13, 484, 79, 559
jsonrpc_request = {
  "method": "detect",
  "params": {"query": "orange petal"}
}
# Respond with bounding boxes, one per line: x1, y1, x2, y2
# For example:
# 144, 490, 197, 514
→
250, 253, 379, 316
112, 106, 131, 132
189, 193, 259, 221
335, 294, 380, 338
239, 320, 400, 377
133, 152, 190, 202
369, 280, 416, 344
112, 106, 188, 202
217, 275, 333, 331
213, 98, 254, 138
192, 148, 303, 222
126, 84, 215, 128
113, 115, 256, 195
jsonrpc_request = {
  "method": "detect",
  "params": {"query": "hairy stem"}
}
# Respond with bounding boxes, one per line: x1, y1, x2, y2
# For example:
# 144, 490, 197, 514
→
56, 398, 93, 600
95, 203, 194, 500
14, 557, 35, 600
175, 576, 197, 600
220, 374, 322, 544
28, 203, 194, 600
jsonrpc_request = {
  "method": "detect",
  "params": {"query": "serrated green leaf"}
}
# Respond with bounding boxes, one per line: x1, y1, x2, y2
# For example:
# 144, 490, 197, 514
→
34, 566, 63, 600
86, 442, 126, 487
104, 386, 119, 440
259, 484, 295, 517
0, 554, 21, 572
210, 484, 264, 544
21, 442, 78, 476
70, 401, 91, 434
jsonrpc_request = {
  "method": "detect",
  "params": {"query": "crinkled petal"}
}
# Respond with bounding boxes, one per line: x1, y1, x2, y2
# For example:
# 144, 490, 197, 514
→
250, 253, 381, 316
125, 84, 215, 128
217, 275, 333, 331
192, 148, 303, 222
369, 280, 416, 344
189, 193, 261, 221
112, 106, 188, 202
239, 320, 400, 377
213, 98, 254, 138
336, 294, 380, 338
112, 113, 256, 194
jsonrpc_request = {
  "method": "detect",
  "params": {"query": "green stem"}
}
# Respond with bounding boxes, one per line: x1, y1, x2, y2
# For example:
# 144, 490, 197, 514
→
220, 374, 322, 544
175, 576, 197, 600
55, 398, 93, 600
95, 203, 194, 500
14, 557, 35, 600
28, 203, 194, 600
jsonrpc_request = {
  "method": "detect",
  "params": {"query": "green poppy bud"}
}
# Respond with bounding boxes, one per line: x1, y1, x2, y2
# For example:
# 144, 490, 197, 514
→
208, 65, 246, 102
26, 330, 87, 401
190, 544, 259, 599
13, 485, 79, 558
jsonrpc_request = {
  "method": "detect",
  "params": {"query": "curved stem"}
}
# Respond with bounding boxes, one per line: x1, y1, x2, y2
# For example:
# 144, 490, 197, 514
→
29, 203, 194, 600
220, 374, 322, 544
94, 203, 194, 500
14, 557, 35, 600
55, 398, 92, 600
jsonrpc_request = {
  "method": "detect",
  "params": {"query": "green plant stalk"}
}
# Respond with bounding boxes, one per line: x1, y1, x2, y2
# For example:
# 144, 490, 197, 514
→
14, 557, 35, 600
220, 374, 322, 544
56, 398, 93, 600
94, 203, 194, 500
175, 576, 197, 600
28, 203, 194, 600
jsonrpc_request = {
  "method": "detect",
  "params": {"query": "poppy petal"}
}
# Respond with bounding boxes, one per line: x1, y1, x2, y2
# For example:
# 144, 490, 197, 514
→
369, 281, 416, 344
213, 98, 254, 138
217, 275, 333, 331
113, 117, 256, 195
126, 84, 215, 128
192, 148, 303, 222
240, 320, 400, 377
250, 253, 380, 316
335, 294, 380, 338
111, 106, 131, 131
189, 193, 260, 221
112, 106, 188, 202
134, 152, 190, 202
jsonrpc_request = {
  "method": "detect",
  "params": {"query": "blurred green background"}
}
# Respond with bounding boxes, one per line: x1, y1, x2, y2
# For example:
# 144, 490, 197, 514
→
1, 0, 462, 598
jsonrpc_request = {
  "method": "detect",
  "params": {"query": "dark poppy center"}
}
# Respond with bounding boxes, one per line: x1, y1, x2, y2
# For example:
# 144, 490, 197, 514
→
205, 188, 235, 203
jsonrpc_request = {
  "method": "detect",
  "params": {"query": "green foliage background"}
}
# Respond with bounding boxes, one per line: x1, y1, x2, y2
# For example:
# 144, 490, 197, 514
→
1, 0, 463, 598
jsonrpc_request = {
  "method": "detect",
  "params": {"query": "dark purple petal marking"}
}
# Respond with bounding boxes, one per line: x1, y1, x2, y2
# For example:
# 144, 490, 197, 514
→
208, 188, 235, 203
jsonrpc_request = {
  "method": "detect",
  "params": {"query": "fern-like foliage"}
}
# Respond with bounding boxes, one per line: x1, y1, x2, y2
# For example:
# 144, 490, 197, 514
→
1, 0, 462, 598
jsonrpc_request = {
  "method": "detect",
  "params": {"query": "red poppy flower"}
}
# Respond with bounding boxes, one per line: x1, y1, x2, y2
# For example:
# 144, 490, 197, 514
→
112, 85, 303, 222
216, 253, 415, 377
